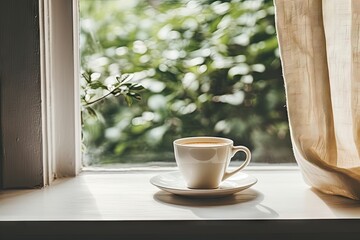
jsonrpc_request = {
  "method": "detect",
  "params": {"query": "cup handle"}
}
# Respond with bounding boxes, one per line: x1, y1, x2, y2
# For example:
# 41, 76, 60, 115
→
222, 145, 251, 181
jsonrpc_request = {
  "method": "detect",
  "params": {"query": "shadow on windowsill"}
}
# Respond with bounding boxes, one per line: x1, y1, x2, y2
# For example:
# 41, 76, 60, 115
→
153, 189, 279, 219
311, 188, 360, 217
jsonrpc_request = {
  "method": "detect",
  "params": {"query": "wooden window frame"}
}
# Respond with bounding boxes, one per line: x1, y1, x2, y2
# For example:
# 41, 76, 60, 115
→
39, 0, 82, 184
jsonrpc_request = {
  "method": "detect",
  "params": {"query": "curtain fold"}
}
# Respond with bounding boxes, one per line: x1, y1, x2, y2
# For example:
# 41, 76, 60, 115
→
275, 0, 360, 200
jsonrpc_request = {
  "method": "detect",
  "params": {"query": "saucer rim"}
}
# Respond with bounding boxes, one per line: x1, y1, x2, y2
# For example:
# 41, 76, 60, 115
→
150, 171, 257, 196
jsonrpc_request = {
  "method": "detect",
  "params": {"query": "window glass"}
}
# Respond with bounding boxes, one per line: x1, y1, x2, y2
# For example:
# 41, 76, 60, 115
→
80, 0, 295, 166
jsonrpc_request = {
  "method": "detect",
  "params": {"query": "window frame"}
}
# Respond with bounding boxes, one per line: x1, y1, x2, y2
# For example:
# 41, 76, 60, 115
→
40, 0, 296, 180
39, 0, 82, 182
39, 0, 296, 180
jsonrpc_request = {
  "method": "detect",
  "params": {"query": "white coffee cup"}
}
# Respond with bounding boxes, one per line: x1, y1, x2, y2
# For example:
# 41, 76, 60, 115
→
173, 136, 251, 189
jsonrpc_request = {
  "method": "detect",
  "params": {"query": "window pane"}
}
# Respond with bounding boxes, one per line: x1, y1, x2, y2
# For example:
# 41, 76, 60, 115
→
80, 0, 295, 166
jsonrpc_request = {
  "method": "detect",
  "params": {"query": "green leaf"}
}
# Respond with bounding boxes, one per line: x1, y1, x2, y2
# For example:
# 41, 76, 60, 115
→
122, 83, 133, 88
82, 72, 92, 83
89, 81, 106, 89
121, 73, 134, 84
129, 92, 142, 101
116, 73, 134, 84
86, 107, 98, 118
115, 76, 122, 83
130, 84, 145, 91
125, 95, 133, 106
112, 88, 122, 96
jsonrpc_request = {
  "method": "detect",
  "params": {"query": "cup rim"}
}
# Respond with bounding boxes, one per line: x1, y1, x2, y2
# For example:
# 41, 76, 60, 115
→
173, 136, 233, 147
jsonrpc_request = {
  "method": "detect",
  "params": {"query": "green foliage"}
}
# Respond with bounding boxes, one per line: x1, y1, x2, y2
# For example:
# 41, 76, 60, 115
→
80, 0, 295, 165
81, 72, 144, 108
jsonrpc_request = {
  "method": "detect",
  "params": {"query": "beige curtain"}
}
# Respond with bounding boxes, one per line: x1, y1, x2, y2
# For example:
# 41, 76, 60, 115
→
275, 0, 360, 200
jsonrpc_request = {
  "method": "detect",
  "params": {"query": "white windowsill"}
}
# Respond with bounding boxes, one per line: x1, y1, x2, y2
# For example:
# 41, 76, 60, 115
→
1, 167, 360, 238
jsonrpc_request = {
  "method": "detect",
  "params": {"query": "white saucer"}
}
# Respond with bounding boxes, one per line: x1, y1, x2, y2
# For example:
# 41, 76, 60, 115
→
150, 171, 257, 198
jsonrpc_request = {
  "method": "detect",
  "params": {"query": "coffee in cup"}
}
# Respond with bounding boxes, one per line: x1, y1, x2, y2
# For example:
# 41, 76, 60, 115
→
173, 136, 251, 189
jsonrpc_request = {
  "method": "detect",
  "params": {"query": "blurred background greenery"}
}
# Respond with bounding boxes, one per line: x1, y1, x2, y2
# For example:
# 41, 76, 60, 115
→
80, 0, 295, 166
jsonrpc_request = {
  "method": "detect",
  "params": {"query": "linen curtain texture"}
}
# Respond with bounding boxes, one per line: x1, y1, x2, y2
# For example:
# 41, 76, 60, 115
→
275, 0, 360, 200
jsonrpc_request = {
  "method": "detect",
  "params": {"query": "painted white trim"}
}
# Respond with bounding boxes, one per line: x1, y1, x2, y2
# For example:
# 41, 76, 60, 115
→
39, 0, 54, 185
73, 0, 82, 176
39, 0, 81, 181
